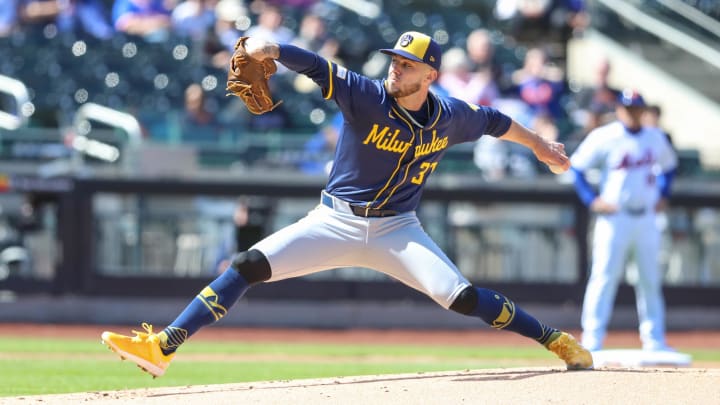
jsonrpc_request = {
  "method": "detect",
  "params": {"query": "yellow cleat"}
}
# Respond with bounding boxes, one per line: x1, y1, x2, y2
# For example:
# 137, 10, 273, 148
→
101, 323, 175, 377
546, 332, 594, 370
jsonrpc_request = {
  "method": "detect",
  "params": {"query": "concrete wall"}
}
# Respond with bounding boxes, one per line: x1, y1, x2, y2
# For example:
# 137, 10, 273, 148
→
1, 294, 719, 331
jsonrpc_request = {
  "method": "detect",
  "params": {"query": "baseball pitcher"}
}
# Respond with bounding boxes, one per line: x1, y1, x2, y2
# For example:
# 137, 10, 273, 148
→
102, 31, 593, 376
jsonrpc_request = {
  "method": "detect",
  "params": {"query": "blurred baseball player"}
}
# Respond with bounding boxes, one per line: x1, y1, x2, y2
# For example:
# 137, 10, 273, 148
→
570, 90, 678, 352
101, 31, 593, 377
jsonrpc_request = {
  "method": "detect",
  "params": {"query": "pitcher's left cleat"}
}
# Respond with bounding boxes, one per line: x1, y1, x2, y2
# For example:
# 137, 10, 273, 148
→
546, 331, 594, 370
101, 323, 175, 378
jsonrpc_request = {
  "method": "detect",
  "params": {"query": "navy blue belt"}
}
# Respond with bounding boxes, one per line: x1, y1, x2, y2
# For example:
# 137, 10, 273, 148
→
321, 191, 398, 218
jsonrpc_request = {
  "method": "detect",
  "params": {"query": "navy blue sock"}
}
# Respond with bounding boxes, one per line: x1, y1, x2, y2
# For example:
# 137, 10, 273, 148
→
158, 268, 250, 354
469, 287, 558, 345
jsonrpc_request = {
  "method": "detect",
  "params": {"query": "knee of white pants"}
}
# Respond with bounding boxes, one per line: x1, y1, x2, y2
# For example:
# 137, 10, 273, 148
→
433, 281, 472, 309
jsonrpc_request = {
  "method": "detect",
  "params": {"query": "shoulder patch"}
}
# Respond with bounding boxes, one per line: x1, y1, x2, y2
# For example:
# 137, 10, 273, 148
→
336, 65, 348, 80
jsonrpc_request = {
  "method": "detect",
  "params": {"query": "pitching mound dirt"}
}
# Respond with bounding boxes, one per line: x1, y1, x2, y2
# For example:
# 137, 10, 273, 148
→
6, 367, 719, 405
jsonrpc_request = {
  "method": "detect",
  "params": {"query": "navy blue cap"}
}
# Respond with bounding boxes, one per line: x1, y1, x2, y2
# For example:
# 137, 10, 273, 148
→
618, 89, 646, 107
380, 31, 442, 71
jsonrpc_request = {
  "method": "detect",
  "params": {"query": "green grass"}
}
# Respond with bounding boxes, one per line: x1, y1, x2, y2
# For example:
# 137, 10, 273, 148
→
0, 338, 542, 397
0, 337, 716, 397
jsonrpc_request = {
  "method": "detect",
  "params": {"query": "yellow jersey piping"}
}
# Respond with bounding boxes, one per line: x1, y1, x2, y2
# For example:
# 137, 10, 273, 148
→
324, 60, 334, 100
374, 106, 421, 209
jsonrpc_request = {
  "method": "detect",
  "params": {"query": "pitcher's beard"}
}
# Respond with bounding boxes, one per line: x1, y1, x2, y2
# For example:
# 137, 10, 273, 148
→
387, 81, 422, 98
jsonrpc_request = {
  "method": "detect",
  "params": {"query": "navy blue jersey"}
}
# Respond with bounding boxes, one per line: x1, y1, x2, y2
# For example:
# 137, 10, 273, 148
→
278, 45, 512, 212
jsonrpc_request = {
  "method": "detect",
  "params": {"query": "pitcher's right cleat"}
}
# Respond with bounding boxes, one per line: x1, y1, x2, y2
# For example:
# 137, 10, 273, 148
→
546, 332, 594, 370
101, 323, 175, 378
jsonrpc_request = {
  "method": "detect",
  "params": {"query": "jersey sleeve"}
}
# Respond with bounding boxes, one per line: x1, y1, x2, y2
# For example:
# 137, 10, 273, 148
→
656, 132, 678, 172
277, 44, 330, 84
277, 44, 380, 118
450, 100, 512, 144
570, 130, 604, 171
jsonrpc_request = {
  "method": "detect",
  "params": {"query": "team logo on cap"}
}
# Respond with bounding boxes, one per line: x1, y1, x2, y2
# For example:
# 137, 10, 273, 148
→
399, 34, 413, 47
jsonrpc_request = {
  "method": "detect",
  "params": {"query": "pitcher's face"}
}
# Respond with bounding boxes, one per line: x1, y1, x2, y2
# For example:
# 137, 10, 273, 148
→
386, 56, 435, 98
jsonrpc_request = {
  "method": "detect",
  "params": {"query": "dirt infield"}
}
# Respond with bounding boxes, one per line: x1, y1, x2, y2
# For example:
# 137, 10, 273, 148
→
5, 367, 719, 404
2, 324, 719, 404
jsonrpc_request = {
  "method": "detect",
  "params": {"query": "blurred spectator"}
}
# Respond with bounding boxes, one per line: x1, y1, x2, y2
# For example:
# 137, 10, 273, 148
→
465, 29, 507, 94
473, 98, 540, 180
291, 12, 338, 61
112, 0, 172, 42
512, 47, 566, 123
473, 135, 538, 180
511, 48, 565, 159
0, 0, 18, 37
60, 0, 114, 39
17, 0, 65, 26
437, 48, 469, 98
565, 102, 610, 154
573, 58, 619, 125
178, 83, 223, 142
466, 29, 494, 70
292, 13, 325, 51
203, 0, 246, 68
18, 0, 113, 39
298, 111, 341, 175
494, 0, 589, 44
642, 104, 673, 145
473, 135, 507, 181
244, 3, 294, 44
290, 12, 342, 94
567, 58, 619, 151
251, 0, 318, 10
171, 0, 216, 41
438, 47, 498, 106
532, 110, 559, 142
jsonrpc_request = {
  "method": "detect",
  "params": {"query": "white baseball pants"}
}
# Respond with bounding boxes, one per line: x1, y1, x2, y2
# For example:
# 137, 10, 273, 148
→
252, 194, 471, 309
581, 211, 667, 351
